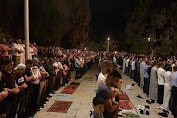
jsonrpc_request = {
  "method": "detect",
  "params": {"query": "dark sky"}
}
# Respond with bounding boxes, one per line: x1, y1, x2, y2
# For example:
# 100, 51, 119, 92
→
89, 0, 138, 39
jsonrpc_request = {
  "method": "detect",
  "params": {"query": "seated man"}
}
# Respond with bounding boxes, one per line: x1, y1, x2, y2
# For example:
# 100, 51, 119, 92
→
96, 70, 122, 118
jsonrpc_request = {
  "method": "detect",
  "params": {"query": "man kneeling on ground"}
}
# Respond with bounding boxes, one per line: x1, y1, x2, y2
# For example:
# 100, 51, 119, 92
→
96, 70, 122, 118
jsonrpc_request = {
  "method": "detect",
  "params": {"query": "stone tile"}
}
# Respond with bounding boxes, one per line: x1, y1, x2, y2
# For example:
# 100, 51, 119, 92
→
149, 115, 161, 118
36, 65, 175, 118
75, 110, 90, 118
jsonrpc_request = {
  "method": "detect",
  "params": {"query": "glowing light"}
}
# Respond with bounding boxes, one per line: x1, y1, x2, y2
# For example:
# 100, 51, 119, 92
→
148, 37, 151, 42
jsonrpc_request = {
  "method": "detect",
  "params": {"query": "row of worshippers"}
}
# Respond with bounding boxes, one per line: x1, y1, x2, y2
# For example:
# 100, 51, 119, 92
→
0, 57, 70, 118
122, 55, 177, 117
93, 57, 123, 118
0, 38, 97, 80
0, 39, 38, 67
0, 50, 96, 118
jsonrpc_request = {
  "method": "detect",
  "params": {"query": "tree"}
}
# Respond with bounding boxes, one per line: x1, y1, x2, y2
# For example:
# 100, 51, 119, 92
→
125, 0, 177, 56
0, 0, 91, 48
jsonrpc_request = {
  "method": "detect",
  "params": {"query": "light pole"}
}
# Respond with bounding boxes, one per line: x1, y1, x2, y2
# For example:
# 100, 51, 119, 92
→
107, 37, 110, 52
148, 37, 154, 57
24, 0, 30, 60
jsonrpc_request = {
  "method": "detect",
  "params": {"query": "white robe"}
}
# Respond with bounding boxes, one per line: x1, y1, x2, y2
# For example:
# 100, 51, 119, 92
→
140, 61, 145, 88
19, 44, 25, 64
162, 71, 172, 109
149, 67, 158, 100
123, 58, 126, 73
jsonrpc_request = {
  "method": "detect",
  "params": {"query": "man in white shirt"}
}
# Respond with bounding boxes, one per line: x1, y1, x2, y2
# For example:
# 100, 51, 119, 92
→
18, 39, 25, 64
131, 58, 136, 80
31, 58, 42, 113
157, 62, 166, 104
97, 60, 112, 85
140, 57, 146, 89
125, 57, 130, 76
13, 40, 22, 65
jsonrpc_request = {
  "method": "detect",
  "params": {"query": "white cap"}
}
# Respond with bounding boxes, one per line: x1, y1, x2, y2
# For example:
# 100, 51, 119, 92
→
14, 63, 26, 70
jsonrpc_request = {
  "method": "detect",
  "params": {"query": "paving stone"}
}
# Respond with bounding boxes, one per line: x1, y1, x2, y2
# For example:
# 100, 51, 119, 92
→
35, 65, 174, 118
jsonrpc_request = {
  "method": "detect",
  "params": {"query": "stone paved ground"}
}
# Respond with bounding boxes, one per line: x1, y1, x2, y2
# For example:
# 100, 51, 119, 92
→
35, 63, 173, 118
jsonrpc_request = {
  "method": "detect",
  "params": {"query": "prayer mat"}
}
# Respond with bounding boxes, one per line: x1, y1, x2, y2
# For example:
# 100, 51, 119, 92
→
119, 93, 135, 110
116, 109, 141, 118
61, 82, 80, 94
119, 100, 135, 110
119, 94, 129, 100
47, 101, 73, 113
50, 93, 73, 98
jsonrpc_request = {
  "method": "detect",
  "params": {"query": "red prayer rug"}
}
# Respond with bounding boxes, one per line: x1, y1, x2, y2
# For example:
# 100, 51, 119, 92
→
119, 100, 135, 110
119, 93, 135, 110
60, 82, 80, 94
47, 101, 73, 113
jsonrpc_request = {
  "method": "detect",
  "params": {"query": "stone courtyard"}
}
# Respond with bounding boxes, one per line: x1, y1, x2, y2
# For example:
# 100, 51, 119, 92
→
35, 64, 173, 118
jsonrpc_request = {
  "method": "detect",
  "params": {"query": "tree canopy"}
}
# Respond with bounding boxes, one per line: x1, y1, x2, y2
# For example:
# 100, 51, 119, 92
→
0, 0, 91, 48
125, 0, 177, 56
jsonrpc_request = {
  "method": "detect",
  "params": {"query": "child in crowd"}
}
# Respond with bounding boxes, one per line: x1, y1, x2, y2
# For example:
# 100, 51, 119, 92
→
91, 97, 105, 118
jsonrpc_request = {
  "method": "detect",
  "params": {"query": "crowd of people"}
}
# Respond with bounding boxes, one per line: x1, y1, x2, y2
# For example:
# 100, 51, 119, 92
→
122, 54, 177, 117
1, 38, 177, 118
91, 52, 177, 118
0, 38, 97, 118
90, 53, 123, 118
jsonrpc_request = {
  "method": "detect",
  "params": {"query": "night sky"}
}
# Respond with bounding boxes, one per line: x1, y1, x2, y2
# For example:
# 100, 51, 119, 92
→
89, 0, 139, 41
89, 0, 175, 42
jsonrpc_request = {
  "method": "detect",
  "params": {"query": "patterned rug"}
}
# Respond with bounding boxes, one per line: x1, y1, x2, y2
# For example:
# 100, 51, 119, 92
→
47, 101, 73, 113
119, 93, 135, 110
61, 82, 80, 94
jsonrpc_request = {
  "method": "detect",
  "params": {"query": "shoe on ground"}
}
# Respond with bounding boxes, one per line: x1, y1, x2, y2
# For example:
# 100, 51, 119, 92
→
162, 109, 169, 114
136, 95, 143, 99
146, 100, 151, 104
158, 112, 168, 117
151, 99, 155, 103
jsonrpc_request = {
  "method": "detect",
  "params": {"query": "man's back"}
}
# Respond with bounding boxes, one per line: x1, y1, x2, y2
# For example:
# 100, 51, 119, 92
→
96, 82, 113, 118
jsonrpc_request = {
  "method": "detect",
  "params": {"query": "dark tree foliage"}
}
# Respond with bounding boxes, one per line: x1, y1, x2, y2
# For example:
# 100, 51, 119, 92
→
0, 0, 91, 48
125, 0, 177, 56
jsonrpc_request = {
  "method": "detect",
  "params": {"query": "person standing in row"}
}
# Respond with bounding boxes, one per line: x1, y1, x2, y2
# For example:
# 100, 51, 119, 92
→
0, 71, 9, 118
171, 66, 177, 117
140, 57, 146, 89
149, 61, 158, 103
162, 66, 172, 109
157, 62, 166, 104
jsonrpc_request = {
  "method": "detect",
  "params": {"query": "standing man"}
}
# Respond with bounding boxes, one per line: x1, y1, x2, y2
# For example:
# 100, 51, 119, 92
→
149, 61, 158, 103
1, 58, 20, 118
14, 64, 28, 118
0, 71, 9, 118
74, 56, 81, 80
157, 62, 166, 104
13, 39, 22, 65
171, 66, 177, 117
143, 61, 149, 95
140, 57, 146, 89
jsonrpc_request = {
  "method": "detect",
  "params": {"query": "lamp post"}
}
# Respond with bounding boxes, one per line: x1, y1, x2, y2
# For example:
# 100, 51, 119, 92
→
107, 37, 110, 52
24, 0, 29, 60
148, 37, 154, 57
